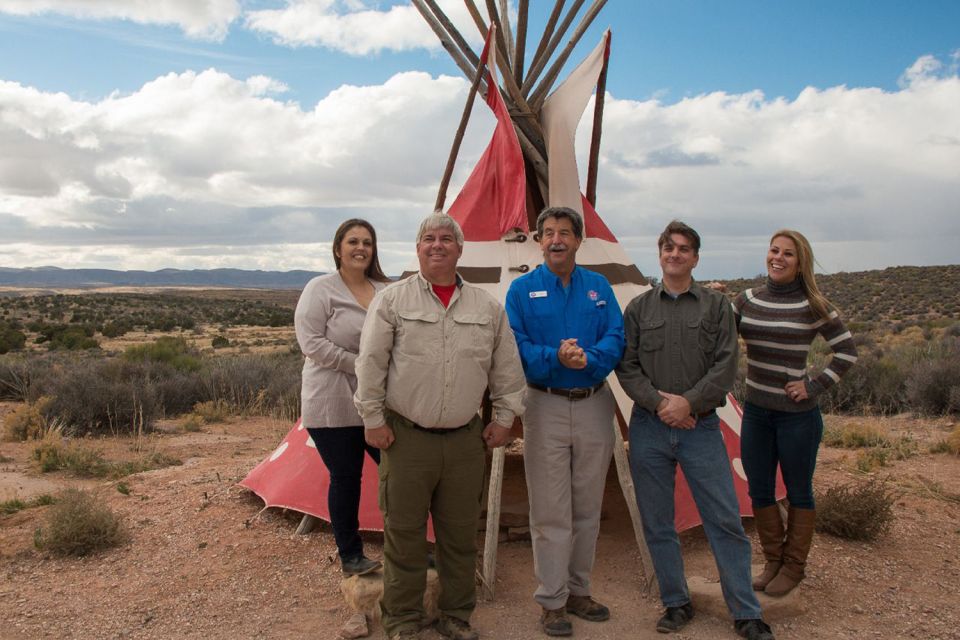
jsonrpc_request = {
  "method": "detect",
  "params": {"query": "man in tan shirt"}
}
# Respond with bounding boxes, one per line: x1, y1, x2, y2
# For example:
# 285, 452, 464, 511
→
355, 213, 526, 640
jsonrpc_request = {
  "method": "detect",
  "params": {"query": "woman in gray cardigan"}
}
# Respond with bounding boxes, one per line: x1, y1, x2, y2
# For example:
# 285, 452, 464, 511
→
295, 218, 390, 576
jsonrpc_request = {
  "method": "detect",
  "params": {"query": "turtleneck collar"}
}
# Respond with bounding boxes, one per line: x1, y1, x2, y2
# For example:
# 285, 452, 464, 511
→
766, 276, 804, 295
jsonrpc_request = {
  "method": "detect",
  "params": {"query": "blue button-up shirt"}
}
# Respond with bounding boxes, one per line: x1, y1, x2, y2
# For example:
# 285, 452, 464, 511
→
505, 264, 625, 388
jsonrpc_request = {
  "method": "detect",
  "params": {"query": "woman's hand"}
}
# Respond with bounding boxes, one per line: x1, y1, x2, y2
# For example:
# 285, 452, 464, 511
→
784, 380, 809, 403
365, 424, 395, 449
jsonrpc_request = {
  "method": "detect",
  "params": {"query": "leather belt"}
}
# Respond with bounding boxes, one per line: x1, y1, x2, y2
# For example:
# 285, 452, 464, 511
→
528, 382, 605, 401
410, 421, 471, 434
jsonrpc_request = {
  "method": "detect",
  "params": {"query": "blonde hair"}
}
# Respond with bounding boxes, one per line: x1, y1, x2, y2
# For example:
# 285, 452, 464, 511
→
771, 229, 832, 321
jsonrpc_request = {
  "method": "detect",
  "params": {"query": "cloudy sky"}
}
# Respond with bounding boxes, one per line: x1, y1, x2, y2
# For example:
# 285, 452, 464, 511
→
1, 1, 958, 279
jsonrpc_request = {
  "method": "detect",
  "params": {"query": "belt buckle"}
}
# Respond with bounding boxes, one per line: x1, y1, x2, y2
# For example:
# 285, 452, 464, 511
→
569, 387, 590, 400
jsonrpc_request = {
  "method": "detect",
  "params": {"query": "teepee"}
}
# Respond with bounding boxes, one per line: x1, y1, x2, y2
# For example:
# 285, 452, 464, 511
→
406, 0, 779, 595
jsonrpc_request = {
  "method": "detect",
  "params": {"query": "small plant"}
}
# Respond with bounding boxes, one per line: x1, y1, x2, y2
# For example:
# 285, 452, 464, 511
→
31, 440, 110, 476
1, 497, 27, 515
34, 488, 127, 556
192, 399, 230, 424
211, 335, 230, 349
930, 425, 960, 455
3, 396, 53, 441
116, 482, 130, 495
823, 422, 888, 449
815, 479, 898, 541
855, 447, 890, 473
181, 415, 204, 433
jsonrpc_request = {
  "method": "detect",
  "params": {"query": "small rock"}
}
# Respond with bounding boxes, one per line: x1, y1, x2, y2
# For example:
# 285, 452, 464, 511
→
339, 613, 368, 639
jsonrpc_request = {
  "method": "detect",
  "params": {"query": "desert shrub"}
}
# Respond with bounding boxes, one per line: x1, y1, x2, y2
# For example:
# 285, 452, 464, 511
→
820, 353, 907, 415
34, 488, 127, 556
109, 451, 181, 478
815, 479, 898, 541
101, 320, 133, 338
0, 323, 26, 354
35, 324, 99, 351
123, 337, 201, 372
211, 335, 230, 349
3, 396, 53, 441
201, 353, 300, 419
904, 339, 960, 415
193, 399, 230, 423
0, 356, 54, 402
855, 447, 890, 472
44, 359, 158, 435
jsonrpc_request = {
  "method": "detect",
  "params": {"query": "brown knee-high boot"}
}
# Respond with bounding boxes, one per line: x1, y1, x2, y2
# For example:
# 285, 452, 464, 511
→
751, 505, 785, 591
765, 506, 816, 597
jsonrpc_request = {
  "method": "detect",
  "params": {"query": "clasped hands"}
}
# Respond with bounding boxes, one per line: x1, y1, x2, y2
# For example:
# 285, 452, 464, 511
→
558, 338, 587, 370
656, 391, 696, 429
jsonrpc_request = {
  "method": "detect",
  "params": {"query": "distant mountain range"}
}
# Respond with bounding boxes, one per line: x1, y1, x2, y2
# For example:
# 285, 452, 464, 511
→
0, 266, 326, 289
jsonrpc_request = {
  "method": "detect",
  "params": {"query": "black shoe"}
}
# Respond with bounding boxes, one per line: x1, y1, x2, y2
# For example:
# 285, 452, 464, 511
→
656, 603, 693, 633
540, 608, 572, 637
735, 618, 775, 640
565, 595, 610, 621
341, 555, 382, 576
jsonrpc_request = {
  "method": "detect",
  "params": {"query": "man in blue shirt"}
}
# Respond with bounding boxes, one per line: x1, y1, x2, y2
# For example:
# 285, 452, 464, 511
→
505, 206, 625, 637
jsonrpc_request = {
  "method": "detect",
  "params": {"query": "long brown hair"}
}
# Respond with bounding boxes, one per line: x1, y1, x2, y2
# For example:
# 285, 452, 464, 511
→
770, 229, 832, 321
332, 218, 389, 282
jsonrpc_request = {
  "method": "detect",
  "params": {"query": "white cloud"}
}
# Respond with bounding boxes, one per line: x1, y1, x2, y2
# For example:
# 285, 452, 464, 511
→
0, 0, 240, 40
244, 0, 481, 55
1, 53, 958, 277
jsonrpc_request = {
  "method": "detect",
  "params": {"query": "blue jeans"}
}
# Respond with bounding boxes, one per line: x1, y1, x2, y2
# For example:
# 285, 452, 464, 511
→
628, 407, 762, 620
307, 426, 380, 561
740, 402, 823, 509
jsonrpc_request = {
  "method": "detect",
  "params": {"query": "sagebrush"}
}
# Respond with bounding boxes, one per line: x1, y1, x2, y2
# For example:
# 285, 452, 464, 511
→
34, 488, 127, 556
815, 479, 898, 541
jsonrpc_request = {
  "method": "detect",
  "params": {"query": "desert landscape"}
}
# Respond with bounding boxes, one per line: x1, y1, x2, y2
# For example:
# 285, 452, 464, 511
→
1, 272, 959, 639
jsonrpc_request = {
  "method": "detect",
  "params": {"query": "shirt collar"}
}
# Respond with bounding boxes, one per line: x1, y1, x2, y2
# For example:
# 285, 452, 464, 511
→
538, 263, 579, 289
654, 279, 701, 300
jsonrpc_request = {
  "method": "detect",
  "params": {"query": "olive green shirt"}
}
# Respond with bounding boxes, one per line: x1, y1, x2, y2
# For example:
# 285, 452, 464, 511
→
616, 282, 738, 415
354, 272, 526, 430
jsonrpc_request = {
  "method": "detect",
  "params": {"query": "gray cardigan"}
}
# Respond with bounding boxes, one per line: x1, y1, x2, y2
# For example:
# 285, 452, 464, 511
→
295, 272, 386, 428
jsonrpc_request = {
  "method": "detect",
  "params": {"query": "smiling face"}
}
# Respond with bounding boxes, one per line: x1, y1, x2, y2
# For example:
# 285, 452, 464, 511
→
539, 215, 582, 275
767, 235, 800, 284
336, 224, 374, 274
658, 232, 699, 281
416, 225, 462, 284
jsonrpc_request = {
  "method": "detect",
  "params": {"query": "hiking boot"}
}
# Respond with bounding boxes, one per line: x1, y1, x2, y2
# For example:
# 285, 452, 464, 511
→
341, 555, 382, 576
735, 618, 775, 640
565, 595, 610, 621
765, 507, 815, 597
388, 628, 420, 640
655, 603, 693, 633
540, 607, 572, 637
434, 614, 479, 640
752, 505, 785, 591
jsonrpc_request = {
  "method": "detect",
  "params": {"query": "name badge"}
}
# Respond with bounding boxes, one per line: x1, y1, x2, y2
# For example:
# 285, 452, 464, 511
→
529, 290, 548, 298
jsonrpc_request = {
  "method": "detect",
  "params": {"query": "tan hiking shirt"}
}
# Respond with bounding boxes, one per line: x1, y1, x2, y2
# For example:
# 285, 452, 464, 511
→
354, 272, 526, 430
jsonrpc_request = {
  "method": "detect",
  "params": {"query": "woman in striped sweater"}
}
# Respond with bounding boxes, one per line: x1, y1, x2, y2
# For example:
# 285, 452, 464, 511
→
733, 229, 857, 597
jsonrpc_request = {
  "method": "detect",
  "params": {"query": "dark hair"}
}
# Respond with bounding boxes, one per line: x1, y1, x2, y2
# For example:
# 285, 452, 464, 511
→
332, 218, 389, 282
536, 206, 584, 240
657, 220, 701, 255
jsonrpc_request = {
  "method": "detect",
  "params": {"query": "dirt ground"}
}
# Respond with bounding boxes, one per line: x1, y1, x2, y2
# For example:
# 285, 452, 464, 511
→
1, 407, 958, 640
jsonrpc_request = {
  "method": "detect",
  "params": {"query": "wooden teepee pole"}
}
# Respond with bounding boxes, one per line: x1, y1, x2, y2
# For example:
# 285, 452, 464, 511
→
434, 29, 493, 212
497, 0, 515, 64
412, 0, 479, 81
529, 0, 608, 109
521, 0, 586, 97
527, 0, 566, 88
513, 0, 529, 85
585, 31, 610, 208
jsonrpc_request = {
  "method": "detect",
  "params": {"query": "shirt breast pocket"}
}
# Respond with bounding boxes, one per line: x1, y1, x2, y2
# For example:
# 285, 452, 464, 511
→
639, 319, 665, 352
396, 309, 440, 360
698, 319, 720, 353
452, 312, 494, 359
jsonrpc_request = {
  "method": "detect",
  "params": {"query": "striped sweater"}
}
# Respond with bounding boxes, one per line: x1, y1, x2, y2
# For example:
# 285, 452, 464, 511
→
733, 278, 858, 412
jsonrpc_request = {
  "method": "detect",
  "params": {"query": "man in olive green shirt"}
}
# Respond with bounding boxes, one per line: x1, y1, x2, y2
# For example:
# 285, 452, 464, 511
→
616, 221, 774, 640
355, 213, 526, 640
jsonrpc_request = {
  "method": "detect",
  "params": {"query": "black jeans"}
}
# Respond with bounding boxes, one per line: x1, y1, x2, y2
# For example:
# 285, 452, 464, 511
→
306, 426, 380, 561
740, 402, 823, 510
